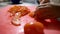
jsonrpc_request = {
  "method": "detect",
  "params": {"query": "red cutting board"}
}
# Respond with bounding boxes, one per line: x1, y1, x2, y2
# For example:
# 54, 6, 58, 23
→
0, 5, 60, 34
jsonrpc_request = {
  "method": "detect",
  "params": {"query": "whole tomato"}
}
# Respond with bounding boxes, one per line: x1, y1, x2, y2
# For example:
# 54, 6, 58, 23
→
24, 22, 44, 34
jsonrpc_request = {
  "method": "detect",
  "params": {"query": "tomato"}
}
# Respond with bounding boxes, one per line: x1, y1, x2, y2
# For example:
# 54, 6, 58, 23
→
8, 6, 30, 26
24, 22, 44, 34
8, 6, 30, 17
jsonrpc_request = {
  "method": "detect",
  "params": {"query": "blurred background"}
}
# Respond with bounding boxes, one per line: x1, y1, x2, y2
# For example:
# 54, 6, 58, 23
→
0, 0, 38, 7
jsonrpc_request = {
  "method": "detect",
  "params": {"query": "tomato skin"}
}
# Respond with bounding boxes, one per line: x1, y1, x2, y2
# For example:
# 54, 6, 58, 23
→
11, 19, 21, 26
24, 22, 44, 34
